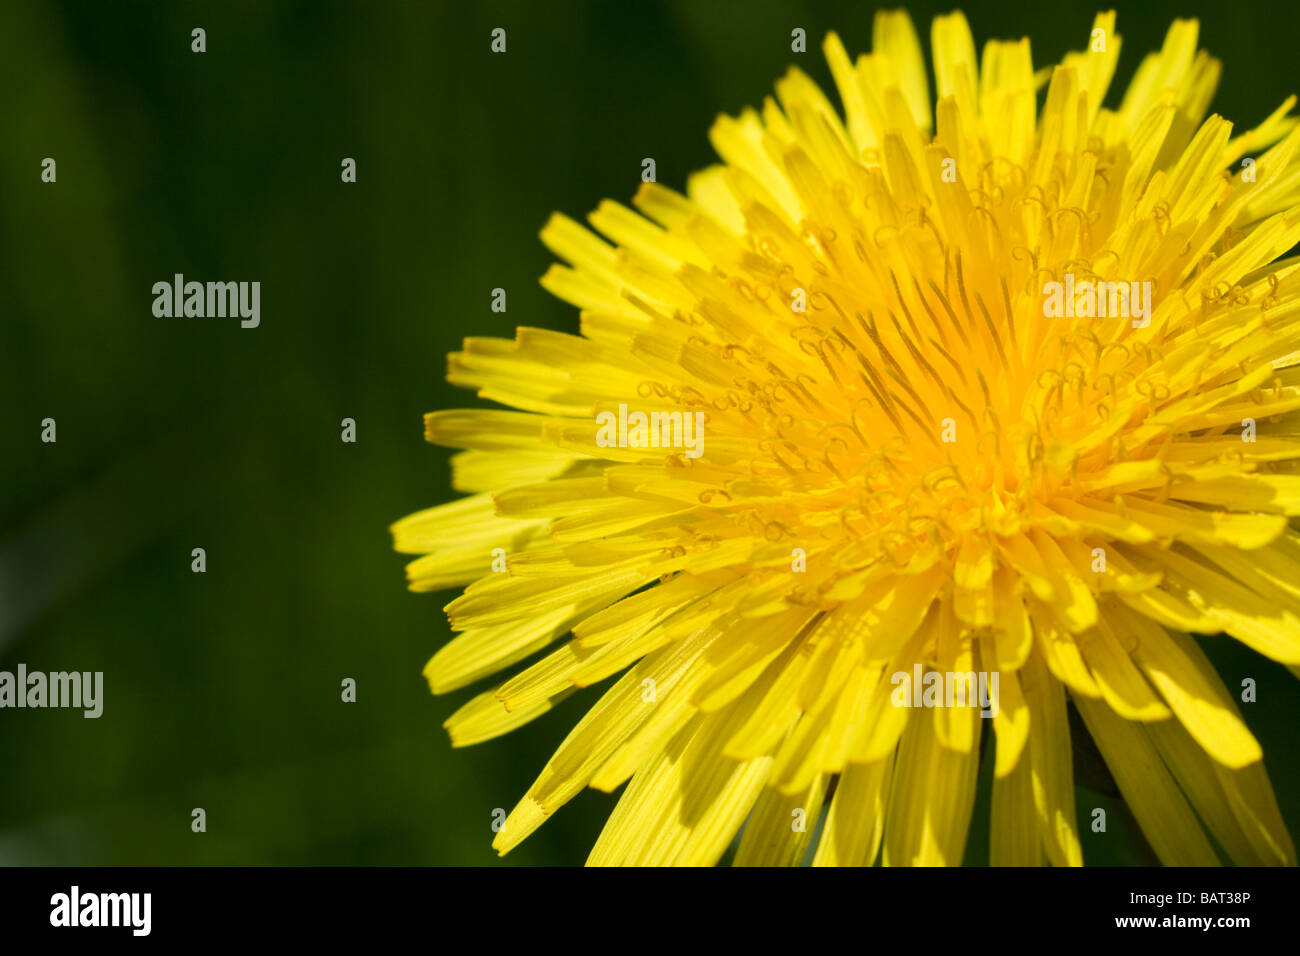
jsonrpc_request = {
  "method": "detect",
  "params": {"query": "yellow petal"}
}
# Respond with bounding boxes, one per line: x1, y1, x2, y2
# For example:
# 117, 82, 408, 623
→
882, 706, 980, 866
1021, 649, 1083, 866
811, 758, 893, 866
1072, 692, 1219, 865
734, 773, 828, 866
587, 709, 771, 866
990, 747, 1042, 866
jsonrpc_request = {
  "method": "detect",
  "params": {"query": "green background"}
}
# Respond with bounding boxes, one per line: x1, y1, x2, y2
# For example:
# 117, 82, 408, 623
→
1, 0, 1297, 865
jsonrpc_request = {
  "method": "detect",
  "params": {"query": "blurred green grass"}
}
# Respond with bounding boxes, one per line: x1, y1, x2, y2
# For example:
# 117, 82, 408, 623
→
0, 0, 1297, 865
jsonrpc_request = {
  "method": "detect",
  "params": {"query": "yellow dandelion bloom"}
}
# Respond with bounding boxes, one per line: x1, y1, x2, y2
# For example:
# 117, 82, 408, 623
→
394, 10, 1300, 866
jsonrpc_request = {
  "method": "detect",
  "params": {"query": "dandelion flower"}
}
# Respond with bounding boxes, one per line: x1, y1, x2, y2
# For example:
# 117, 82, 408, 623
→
393, 10, 1300, 866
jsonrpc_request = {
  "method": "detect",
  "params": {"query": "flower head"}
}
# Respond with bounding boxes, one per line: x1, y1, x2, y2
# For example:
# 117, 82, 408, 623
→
394, 10, 1300, 865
